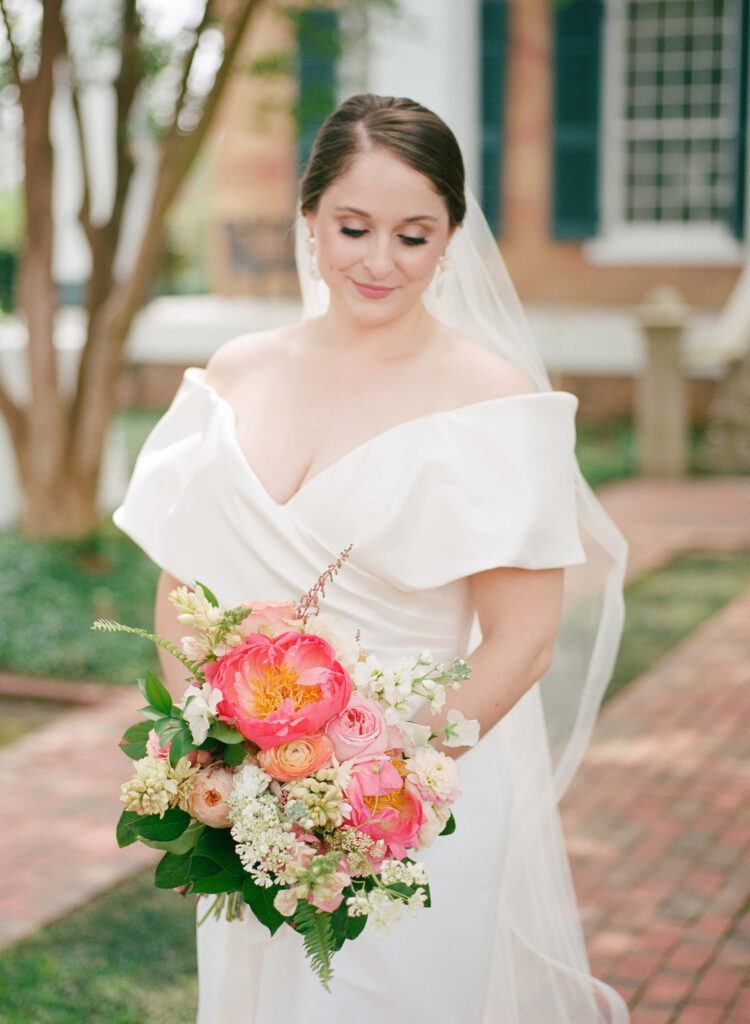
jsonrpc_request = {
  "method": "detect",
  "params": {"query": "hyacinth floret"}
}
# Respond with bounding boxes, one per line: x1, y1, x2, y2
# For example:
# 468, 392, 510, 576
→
120, 754, 197, 817
284, 773, 351, 830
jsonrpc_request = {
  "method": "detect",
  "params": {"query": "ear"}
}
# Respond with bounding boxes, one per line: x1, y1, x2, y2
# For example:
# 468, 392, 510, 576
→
303, 209, 316, 238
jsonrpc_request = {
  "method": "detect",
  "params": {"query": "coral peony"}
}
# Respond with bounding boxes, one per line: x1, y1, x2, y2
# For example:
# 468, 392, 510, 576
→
325, 694, 390, 762
258, 734, 334, 782
205, 631, 351, 749
344, 757, 424, 860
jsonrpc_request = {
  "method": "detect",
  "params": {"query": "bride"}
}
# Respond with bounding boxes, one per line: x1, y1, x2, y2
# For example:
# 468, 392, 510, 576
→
114, 94, 630, 1023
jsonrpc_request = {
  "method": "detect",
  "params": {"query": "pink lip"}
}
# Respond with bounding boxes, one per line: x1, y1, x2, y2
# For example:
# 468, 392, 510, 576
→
352, 281, 395, 299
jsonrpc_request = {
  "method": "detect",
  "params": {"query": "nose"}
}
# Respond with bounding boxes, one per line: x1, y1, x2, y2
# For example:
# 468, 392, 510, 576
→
361, 233, 395, 280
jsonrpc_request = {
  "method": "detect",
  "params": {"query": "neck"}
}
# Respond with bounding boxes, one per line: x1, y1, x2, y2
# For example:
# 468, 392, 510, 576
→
316, 296, 434, 361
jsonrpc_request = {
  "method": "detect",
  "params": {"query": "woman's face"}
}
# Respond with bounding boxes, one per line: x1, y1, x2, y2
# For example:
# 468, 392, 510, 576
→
304, 147, 453, 328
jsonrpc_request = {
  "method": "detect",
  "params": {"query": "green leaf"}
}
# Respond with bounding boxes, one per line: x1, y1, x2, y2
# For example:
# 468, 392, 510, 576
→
195, 580, 219, 607
195, 828, 245, 876
345, 912, 367, 941
138, 705, 163, 721
131, 807, 191, 842
143, 670, 173, 715
116, 810, 140, 848
168, 727, 196, 768
190, 870, 243, 894
154, 717, 182, 744
223, 742, 246, 766
439, 811, 456, 836
293, 900, 336, 990
154, 851, 218, 888
120, 720, 152, 760
140, 820, 205, 854
242, 877, 286, 935
207, 722, 245, 744
154, 851, 193, 888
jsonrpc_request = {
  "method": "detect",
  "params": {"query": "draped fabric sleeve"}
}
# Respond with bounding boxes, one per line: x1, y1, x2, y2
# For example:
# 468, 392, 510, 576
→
338, 391, 586, 591
112, 369, 216, 584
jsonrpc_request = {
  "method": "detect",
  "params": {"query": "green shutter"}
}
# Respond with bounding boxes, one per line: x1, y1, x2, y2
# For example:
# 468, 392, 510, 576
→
480, 0, 509, 236
295, 10, 340, 176
552, 0, 603, 239
730, 0, 749, 240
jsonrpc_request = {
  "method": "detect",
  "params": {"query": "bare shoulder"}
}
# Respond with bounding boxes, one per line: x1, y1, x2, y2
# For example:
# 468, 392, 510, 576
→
204, 322, 308, 395
438, 328, 535, 402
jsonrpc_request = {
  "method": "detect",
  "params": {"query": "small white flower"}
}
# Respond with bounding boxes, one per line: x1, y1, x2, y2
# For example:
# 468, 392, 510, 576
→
442, 709, 480, 748
180, 682, 223, 744
418, 650, 433, 665
231, 763, 272, 800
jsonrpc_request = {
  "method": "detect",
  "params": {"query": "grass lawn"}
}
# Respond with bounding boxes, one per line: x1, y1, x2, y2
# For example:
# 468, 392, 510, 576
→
0, 874, 197, 1024
604, 548, 750, 702
0, 523, 160, 686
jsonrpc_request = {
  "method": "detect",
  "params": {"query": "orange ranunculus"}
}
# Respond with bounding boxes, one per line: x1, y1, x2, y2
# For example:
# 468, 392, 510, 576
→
257, 733, 335, 782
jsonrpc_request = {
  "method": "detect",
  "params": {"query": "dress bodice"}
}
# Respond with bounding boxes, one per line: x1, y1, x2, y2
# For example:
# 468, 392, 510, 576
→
113, 368, 585, 668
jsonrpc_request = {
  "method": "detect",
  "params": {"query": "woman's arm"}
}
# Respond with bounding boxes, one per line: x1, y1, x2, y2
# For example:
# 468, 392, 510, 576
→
426, 565, 564, 755
154, 570, 199, 700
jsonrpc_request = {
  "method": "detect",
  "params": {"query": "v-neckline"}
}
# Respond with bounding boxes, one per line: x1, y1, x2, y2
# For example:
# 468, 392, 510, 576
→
190, 368, 565, 510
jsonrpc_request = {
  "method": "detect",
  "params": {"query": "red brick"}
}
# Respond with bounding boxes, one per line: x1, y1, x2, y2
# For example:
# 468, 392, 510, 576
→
641, 972, 694, 1005
692, 965, 744, 1003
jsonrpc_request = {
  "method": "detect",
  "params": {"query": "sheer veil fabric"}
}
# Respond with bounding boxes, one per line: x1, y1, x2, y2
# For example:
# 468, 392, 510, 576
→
295, 190, 631, 1022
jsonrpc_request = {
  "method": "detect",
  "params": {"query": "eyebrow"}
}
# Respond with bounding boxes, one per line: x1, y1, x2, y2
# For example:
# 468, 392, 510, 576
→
334, 205, 438, 223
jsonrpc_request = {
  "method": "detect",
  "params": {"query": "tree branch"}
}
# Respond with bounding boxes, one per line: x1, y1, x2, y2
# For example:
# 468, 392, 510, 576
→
0, 376, 24, 446
0, 0, 23, 92
168, 0, 217, 139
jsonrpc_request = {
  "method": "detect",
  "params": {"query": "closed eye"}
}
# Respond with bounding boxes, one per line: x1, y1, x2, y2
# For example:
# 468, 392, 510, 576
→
400, 235, 427, 246
340, 226, 366, 238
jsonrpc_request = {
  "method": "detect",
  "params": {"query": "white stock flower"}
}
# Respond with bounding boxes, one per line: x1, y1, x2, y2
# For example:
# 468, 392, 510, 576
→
180, 682, 223, 744
395, 720, 432, 756
442, 709, 480, 748
304, 613, 361, 674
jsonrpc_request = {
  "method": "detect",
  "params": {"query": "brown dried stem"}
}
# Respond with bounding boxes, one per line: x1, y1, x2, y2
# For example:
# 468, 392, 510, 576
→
296, 545, 353, 623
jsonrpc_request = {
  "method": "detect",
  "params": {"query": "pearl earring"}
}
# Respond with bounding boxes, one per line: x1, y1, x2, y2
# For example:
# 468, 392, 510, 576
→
306, 235, 321, 281
437, 254, 449, 275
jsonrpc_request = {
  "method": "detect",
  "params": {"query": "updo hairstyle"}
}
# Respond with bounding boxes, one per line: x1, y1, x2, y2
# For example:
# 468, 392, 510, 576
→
299, 94, 466, 230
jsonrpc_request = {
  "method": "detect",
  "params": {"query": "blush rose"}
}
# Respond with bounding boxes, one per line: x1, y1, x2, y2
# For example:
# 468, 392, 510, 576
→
325, 694, 390, 762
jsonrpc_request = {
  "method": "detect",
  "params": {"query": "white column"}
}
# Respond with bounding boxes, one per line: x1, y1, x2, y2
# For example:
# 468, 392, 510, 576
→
349, 0, 481, 193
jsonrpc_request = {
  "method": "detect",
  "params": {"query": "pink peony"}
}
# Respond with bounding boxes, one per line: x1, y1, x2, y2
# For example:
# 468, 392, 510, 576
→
181, 762, 235, 827
257, 733, 334, 781
238, 600, 299, 638
205, 631, 351, 749
325, 695, 390, 762
344, 757, 425, 860
145, 729, 170, 760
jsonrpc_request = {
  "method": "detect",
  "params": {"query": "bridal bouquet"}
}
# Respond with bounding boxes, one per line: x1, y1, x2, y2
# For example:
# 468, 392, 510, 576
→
94, 549, 478, 989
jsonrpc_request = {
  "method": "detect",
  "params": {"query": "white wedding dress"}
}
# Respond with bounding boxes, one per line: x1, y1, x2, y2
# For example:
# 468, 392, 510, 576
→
114, 367, 630, 1024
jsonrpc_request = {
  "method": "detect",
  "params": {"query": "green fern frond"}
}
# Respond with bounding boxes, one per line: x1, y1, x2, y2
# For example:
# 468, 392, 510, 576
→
91, 620, 206, 680
293, 900, 336, 991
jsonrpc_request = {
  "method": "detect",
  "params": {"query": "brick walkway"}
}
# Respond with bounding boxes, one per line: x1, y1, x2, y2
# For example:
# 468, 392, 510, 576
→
0, 477, 749, 1024
562, 478, 750, 1024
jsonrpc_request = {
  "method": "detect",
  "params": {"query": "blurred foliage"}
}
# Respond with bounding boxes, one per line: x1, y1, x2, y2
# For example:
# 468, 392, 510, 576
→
0, 872, 197, 1024
0, 522, 160, 685
605, 549, 750, 703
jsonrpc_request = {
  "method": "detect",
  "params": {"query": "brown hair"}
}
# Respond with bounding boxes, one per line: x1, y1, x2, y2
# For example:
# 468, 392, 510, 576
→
299, 94, 466, 230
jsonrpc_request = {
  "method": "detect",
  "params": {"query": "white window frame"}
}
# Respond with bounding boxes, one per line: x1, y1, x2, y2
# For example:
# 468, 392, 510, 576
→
586, 0, 746, 265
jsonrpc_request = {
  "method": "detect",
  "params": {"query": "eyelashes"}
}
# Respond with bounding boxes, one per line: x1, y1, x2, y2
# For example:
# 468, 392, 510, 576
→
339, 226, 428, 247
